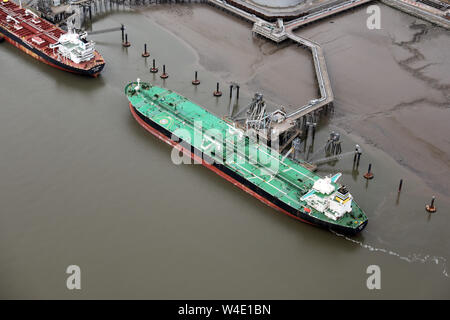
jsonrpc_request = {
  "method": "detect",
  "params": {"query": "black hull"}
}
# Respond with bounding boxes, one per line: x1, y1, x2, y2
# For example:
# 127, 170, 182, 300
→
0, 27, 104, 76
132, 106, 367, 236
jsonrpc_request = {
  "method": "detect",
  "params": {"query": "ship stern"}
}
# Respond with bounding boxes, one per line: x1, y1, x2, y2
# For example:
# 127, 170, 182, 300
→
88, 62, 105, 77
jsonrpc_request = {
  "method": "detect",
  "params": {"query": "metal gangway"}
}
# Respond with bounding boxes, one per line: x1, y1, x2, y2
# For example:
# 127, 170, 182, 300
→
206, 0, 374, 136
284, 0, 374, 32
206, 0, 334, 136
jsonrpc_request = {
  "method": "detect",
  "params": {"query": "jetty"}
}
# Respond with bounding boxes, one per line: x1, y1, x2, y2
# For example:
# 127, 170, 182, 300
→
30, 0, 448, 150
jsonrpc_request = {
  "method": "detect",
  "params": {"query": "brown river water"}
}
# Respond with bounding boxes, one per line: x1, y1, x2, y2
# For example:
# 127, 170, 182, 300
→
0, 2, 449, 298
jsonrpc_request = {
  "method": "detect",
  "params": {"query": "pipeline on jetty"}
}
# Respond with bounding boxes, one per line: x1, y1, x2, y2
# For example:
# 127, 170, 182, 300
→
28, 0, 388, 159
30, 0, 374, 148
30, 0, 377, 156
31, 0, 449, 143
33, 0, 371, 122
205, 0, 372, 150
30, 0, 376, 130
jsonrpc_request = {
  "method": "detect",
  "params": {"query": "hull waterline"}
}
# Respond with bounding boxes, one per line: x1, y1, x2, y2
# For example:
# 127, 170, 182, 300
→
129, 102, 368, 236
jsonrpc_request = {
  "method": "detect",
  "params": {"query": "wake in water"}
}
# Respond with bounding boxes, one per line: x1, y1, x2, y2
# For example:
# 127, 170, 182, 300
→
331, 230, 449, 279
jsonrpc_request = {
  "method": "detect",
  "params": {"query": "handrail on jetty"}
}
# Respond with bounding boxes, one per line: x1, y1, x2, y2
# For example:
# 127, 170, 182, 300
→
206, 0, 372, 134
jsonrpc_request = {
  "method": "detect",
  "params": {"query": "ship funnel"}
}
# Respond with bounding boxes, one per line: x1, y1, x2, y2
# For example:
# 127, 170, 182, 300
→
134, 78, 141, 91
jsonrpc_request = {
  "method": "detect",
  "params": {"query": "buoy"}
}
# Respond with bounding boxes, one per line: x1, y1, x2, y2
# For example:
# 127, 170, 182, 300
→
192, 71, 200, 85
160, 65, 168, 79
142, 43, 150, 57
150, 59, 158, 73
426, 196, 437, 213
213, 82, 222, 97
363, 163, 374, 179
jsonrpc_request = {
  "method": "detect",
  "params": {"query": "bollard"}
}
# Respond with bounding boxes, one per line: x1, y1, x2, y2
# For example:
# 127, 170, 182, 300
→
213, 82, 222, 97
398, 179, 403, 193
356, 152, 361, 166
122, 34, 130, 47
230, 85, 233, 99
121, 24, 125, 43
160, 65, 168, 79
236, 85, 240, 100
363, 163, 374, 179
192, 71, 200, 85
142, 43, 150, 57
353, 146, 360, 163
426, 196, 437, 213
150, 59, 158, 73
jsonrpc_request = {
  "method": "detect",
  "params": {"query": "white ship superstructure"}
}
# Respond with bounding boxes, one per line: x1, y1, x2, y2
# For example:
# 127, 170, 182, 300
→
50, 31, 95, 64
300, 173, 353, 221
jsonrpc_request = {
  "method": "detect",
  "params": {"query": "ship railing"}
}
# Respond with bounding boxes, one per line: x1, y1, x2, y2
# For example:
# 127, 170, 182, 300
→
220, 121, 317, 184
137, 88, 316, 187
219, 129, 316, 189
220, 140, 301, 194
6, 15, 20, 25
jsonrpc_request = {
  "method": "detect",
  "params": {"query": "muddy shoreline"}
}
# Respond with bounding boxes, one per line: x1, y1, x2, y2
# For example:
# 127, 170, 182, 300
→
140, 3, 450, 198
1, 2, 450, 299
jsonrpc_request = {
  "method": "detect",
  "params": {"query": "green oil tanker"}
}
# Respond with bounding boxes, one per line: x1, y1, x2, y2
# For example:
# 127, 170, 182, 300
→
125, 80, 368, 235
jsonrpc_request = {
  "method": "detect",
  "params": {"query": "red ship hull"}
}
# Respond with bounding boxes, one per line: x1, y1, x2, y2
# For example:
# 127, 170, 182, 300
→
128, 102, 314, 227
129, 101, 369, 235
0, 1, 104, 77
0, 31, 104, 77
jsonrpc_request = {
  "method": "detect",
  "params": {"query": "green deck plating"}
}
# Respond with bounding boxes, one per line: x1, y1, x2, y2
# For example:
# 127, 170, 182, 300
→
126, 80, 368, 233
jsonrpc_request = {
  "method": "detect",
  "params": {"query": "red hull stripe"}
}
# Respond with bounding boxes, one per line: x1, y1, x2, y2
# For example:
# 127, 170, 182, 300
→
129, 103, 313, 226
1, 35, 100, 77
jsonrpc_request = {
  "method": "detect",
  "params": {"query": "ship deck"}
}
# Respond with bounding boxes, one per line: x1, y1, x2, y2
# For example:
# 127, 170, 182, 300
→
126, 82, 367, 229
0, 1, 103, 71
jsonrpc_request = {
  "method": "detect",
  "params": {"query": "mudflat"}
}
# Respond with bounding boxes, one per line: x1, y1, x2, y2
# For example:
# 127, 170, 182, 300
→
143, 3, 450, 198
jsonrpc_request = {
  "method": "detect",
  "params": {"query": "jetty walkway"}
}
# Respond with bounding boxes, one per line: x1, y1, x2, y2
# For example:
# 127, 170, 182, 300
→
206, 0, 372, 135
